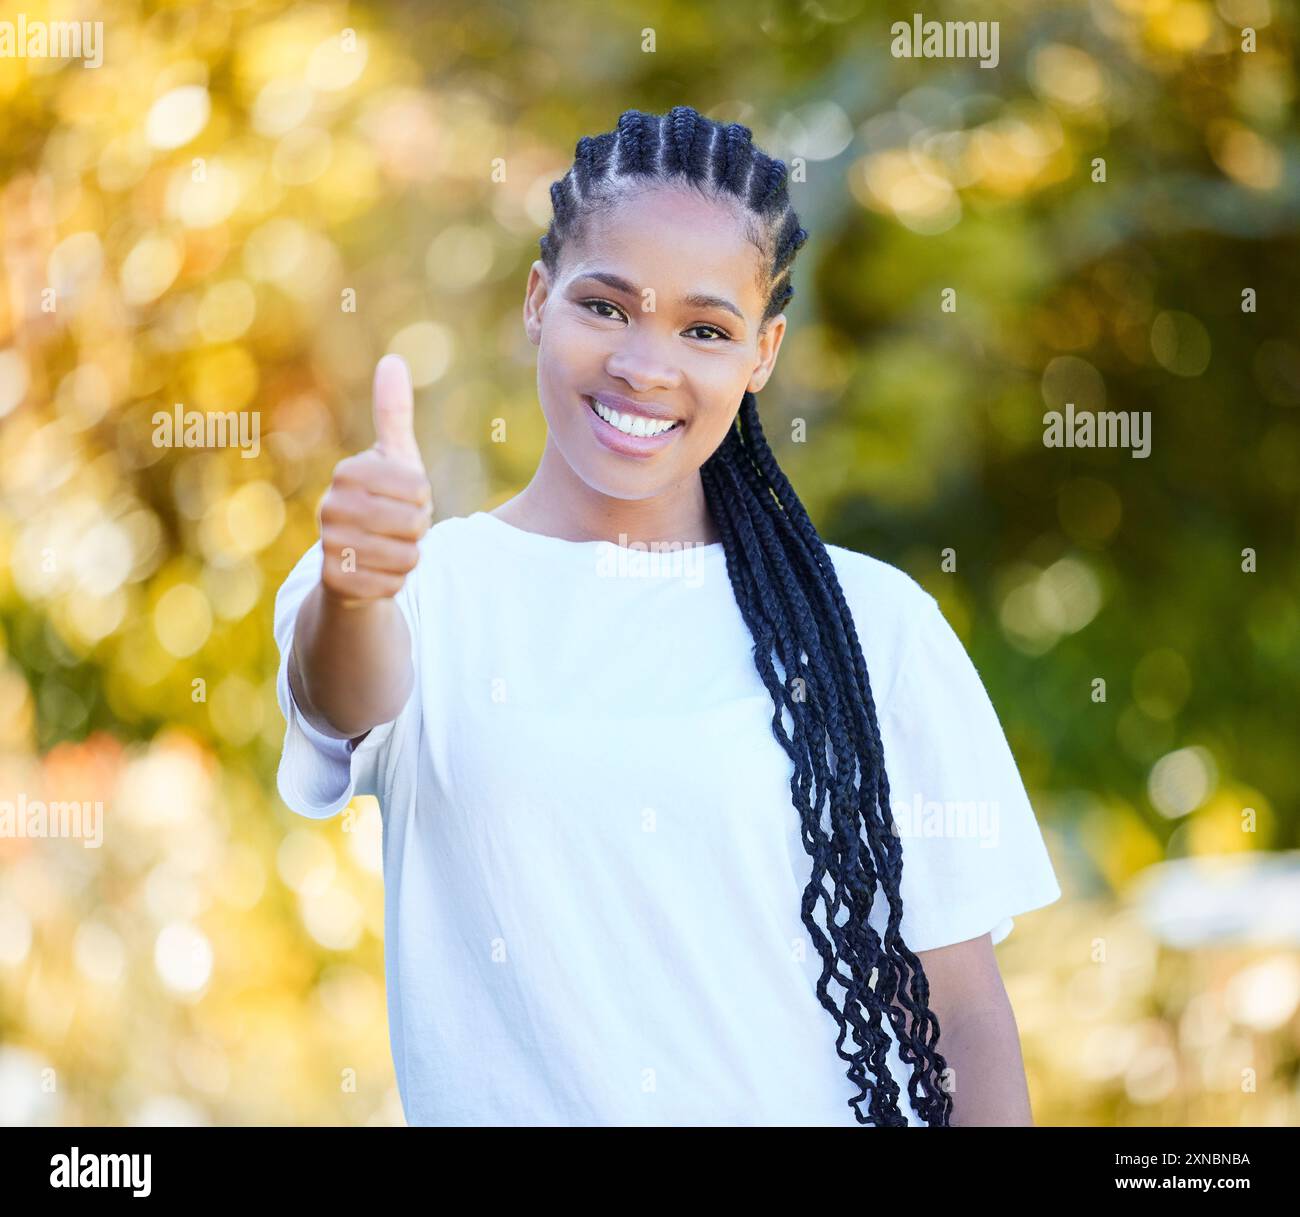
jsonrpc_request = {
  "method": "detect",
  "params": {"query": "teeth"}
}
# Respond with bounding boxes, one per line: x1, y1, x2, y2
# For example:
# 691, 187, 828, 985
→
591, 398, 677, 437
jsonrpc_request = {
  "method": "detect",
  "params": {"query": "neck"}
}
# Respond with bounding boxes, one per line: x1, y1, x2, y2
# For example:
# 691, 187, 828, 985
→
494, 434, 722, 547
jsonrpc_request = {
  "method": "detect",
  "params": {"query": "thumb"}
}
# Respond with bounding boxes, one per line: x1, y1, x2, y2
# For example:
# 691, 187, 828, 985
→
371, 354, 422, 469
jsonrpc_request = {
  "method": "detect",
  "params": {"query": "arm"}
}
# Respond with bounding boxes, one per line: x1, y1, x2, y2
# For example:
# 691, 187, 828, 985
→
288, 354, 431, 740
916, 932, 1036, 1126
289, 587, 414, 740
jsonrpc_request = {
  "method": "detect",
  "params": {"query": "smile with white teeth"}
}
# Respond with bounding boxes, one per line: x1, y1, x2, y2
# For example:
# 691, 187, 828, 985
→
588, 397, 680, 437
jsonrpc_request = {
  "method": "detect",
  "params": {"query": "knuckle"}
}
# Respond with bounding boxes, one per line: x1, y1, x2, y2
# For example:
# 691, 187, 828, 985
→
391, 469, 429, 503
386, 507, 417, 539
321, 491, 359, 528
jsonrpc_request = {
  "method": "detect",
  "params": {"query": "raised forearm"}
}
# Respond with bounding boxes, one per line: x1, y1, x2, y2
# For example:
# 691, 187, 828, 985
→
289, 581, 414, 739
286, 355, 429, 741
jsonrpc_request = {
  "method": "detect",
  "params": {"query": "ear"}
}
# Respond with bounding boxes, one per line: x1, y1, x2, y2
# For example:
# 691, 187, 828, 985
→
746, 313, 787, 394
523, 260, 552, 347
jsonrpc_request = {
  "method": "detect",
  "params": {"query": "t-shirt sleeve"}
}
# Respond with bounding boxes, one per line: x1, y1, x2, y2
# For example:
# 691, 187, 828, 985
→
272, 539, 418, 819
871, 593, 1061, 953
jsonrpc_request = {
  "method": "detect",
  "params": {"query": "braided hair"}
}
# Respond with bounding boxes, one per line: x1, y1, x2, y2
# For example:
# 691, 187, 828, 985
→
539, 106, 954, 1127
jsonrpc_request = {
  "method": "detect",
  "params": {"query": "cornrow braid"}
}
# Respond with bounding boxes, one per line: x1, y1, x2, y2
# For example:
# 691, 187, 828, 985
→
537, 106, 954, 1127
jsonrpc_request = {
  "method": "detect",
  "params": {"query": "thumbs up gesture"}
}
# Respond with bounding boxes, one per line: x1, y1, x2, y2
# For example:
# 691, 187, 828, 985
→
319, 354, 433, 606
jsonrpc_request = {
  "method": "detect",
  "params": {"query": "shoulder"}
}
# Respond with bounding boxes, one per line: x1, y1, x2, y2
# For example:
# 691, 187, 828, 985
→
821, 540, 940, 639
423, 511, 477, 547
821, 541, 937, 617
819, 540, 942, 706
409, 512, 481, 569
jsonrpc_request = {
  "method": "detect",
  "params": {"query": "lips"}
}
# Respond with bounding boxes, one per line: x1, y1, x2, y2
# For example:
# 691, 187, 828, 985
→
583, 394, 684, 456
587, 391, 681, 424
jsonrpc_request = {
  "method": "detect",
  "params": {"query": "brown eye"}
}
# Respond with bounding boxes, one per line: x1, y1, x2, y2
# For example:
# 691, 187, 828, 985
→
582, 299, 625, 321
686, 324, 731, 342
581, 299, 729, 342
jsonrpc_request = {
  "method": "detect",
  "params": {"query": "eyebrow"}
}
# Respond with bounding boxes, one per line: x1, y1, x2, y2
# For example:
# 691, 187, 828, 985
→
573, 271, 746, 323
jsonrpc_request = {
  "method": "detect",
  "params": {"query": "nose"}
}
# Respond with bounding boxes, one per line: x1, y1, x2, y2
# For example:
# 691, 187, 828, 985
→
604, 327, 683, 395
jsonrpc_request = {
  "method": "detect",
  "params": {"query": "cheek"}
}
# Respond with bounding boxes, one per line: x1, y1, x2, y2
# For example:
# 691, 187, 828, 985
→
696, 352, 750, 396
536, 324, 591, 409
686, 403, 741, 455
541, 314, 604, 371
686, 350, 754, 421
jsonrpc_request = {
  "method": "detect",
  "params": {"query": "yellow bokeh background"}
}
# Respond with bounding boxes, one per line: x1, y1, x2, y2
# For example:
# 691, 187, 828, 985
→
1, 0, 1297, 1125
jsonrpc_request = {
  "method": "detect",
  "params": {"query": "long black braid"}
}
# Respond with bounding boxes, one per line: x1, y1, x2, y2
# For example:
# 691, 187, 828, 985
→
539, 105, 954, 1127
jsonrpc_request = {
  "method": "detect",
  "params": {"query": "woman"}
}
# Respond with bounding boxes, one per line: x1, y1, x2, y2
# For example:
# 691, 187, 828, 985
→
274, 106, 1061, 1126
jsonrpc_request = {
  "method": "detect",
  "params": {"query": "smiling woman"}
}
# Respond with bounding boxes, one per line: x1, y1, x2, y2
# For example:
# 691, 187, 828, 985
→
513, 162, 792, 530
274, 104, 1061, 1129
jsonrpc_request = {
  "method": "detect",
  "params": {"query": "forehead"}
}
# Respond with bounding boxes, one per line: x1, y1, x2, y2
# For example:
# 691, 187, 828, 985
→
564, 184, 767, 314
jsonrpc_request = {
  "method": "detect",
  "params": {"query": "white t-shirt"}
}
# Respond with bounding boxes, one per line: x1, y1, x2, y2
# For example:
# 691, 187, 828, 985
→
273, 510, 1061, 1126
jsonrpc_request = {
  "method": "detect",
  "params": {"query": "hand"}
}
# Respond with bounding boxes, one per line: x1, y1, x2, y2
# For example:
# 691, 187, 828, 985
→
318, 354, 432, 606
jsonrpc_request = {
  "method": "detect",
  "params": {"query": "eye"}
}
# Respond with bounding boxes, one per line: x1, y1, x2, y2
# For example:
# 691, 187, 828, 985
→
580, 298, 627, 322
685, 323, 732, 343
579, 298, 733, 343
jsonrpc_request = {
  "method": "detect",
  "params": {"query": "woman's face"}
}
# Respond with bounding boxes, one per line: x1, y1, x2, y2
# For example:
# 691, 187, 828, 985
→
523, 183, 787, 501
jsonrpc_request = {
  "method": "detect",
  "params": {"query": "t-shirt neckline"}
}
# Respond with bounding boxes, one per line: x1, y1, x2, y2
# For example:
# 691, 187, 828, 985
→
468, 510, 726, 561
